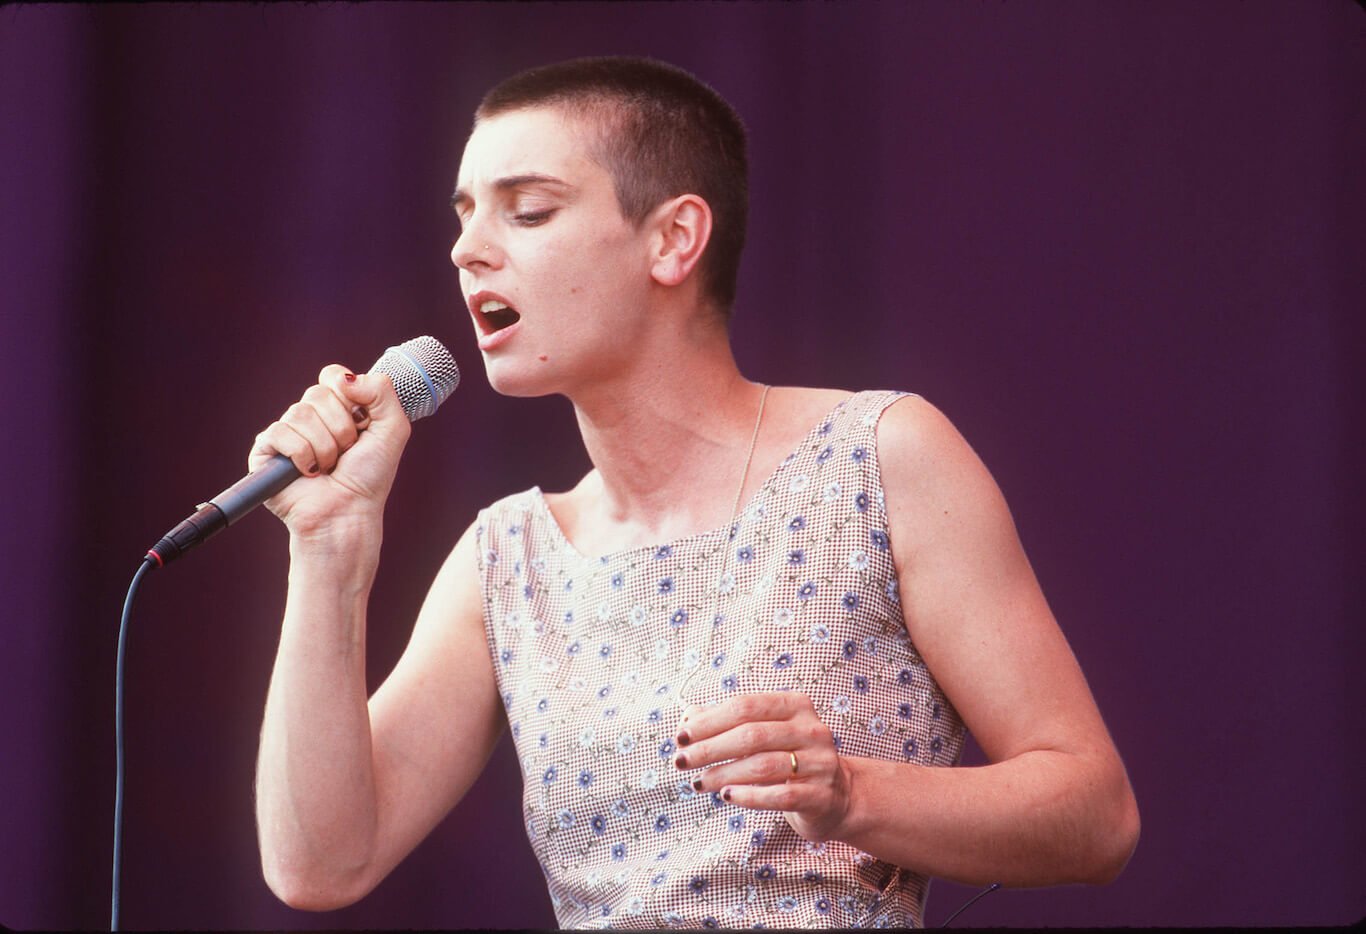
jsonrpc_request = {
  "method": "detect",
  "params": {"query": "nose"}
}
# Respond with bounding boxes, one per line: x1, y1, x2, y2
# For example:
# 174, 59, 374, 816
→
450, 222, 500, 272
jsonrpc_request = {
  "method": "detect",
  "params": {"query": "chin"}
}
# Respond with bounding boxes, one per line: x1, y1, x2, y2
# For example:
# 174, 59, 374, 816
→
482, 355, 562, 399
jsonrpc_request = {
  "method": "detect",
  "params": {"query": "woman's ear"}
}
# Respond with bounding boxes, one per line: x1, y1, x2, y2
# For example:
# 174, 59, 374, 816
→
648, 194, 713, 288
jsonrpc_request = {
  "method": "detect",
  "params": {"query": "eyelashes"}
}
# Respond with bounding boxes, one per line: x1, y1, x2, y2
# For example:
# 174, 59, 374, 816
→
513, 209, 554, 226
452, 207, 556, 235
456, 210, 557, 232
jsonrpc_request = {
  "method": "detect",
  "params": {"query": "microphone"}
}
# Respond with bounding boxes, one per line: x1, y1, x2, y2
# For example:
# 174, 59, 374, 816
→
145, 336, 459, 568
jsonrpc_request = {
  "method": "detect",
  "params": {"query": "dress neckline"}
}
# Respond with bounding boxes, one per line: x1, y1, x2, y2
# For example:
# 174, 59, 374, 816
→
531, 391, 865, 563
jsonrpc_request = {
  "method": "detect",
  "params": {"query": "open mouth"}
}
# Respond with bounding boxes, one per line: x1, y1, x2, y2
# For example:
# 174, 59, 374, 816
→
478, 297, 521, 334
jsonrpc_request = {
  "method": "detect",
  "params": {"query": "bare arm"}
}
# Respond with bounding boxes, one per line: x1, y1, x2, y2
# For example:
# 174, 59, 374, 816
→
677, 395, 1139, 888
251, 366, 502, 910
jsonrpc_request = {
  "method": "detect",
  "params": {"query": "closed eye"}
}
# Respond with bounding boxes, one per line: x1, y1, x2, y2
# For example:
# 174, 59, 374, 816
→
514, 209, 555, 226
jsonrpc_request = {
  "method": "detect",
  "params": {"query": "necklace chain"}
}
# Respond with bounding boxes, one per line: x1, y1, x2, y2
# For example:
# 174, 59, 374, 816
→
730, 384, 771, 522
678, 383, 770, 711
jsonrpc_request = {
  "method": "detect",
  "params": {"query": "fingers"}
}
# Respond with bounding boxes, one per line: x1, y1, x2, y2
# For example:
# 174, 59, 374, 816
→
678, 692, 809, 745
248, 365, 382, 476
676, 718, 797, 772
318, 364, 378, 429
721, 758, 852, 844
251, 400, 339, 477
674, 693, 851, 842
251, 420, 322, 478
718, 779, 807, 813
320, 363, 400, 425
300, 382, 361, 451
677, 695, 833, 777
685, 749, 800, 790
322, 364, 411, 457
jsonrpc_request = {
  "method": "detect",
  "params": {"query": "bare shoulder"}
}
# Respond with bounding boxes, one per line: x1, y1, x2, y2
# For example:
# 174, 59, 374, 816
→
875, 394, 992, 493
874, 393, 973, 464
874, 395, 1018, 570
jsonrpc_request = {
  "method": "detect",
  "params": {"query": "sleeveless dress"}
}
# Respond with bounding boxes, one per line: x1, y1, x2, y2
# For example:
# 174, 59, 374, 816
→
475, 391, 967, 929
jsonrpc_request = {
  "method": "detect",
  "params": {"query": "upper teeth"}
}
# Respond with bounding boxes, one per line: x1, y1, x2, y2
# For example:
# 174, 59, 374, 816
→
481, 299, 510, 314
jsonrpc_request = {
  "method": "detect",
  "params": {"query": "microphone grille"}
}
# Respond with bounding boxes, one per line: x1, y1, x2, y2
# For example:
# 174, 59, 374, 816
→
370, 336, 460, 421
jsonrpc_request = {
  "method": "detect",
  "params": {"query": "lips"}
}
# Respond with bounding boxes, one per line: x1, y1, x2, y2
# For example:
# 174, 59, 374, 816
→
468, 289, 523, 352
481, 300, 521, 333
469, 289, 521, 336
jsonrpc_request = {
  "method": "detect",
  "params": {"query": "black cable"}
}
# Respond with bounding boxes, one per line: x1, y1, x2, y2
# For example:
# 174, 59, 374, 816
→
940, 881, 1002, 927
112, 556, 156, 933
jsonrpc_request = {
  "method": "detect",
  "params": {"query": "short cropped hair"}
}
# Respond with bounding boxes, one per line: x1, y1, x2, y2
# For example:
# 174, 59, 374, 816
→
476, 56, 749, 317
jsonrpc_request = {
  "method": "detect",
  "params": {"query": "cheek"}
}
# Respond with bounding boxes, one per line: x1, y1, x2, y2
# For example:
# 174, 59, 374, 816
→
526, 229, 642, 323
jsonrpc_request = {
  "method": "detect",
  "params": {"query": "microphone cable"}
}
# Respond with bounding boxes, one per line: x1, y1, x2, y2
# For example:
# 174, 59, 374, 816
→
111, 555, 156, 932
109, 337, 457, 932
940, 881, 1002, 927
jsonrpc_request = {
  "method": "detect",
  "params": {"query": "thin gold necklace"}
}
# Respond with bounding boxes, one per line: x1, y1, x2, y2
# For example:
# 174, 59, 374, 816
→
729, 384, 771, 524
677, 383, 770, 710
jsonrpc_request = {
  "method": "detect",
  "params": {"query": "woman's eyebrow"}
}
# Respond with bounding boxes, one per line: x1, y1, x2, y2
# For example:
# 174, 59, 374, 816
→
450, 174, 575, 210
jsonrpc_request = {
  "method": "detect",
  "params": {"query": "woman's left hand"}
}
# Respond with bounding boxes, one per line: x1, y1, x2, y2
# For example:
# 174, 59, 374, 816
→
674, 692, 852, 842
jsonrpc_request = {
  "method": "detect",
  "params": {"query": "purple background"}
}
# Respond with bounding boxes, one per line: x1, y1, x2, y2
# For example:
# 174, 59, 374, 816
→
2, 3, 1362, 929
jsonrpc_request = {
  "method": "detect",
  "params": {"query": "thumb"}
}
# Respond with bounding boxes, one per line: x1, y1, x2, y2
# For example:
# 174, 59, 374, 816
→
350, 370, 402, 419
319, 366, 408, 437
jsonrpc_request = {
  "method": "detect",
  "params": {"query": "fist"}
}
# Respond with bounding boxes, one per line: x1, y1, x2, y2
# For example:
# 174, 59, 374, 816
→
248, 364, 412, 535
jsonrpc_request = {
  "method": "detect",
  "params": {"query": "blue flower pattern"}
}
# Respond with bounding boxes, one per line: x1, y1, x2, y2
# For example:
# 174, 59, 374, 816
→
475, 391, 963, 929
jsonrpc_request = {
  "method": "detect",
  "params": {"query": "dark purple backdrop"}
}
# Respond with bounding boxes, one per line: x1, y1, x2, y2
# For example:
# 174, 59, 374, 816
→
2, 3, 1362, 930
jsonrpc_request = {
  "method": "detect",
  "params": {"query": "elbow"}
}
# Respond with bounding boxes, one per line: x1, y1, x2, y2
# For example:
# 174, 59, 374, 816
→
262, 855, 373, 912
1082, 782, 1140, 886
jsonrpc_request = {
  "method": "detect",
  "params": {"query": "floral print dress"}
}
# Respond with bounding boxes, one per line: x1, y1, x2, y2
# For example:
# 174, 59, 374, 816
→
475, 390, 966, 929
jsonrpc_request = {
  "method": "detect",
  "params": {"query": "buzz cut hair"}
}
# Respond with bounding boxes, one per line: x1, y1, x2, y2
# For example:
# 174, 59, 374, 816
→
475, 56, 749, 318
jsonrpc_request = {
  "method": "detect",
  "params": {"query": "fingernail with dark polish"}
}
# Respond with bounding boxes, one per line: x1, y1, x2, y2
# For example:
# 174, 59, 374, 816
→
722, 787, 732, 802
344, 372, 357, 383
676, 731, 691, 746
691, 778, 703, 791
308, 462, 319, 475
352, 406, 369, 424
674, 754, 688, 769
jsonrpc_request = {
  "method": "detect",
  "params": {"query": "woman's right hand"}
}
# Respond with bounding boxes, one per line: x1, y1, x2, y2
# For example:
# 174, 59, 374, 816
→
248, 364, 413, 539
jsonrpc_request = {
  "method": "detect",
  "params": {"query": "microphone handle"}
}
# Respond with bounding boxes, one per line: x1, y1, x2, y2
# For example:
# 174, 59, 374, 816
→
211, 453, 299, 523
141, 334, 457, 570
147, 454, 298, 567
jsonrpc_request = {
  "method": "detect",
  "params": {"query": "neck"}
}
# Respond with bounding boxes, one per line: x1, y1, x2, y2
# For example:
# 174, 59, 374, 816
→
566, 315, 766, 539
